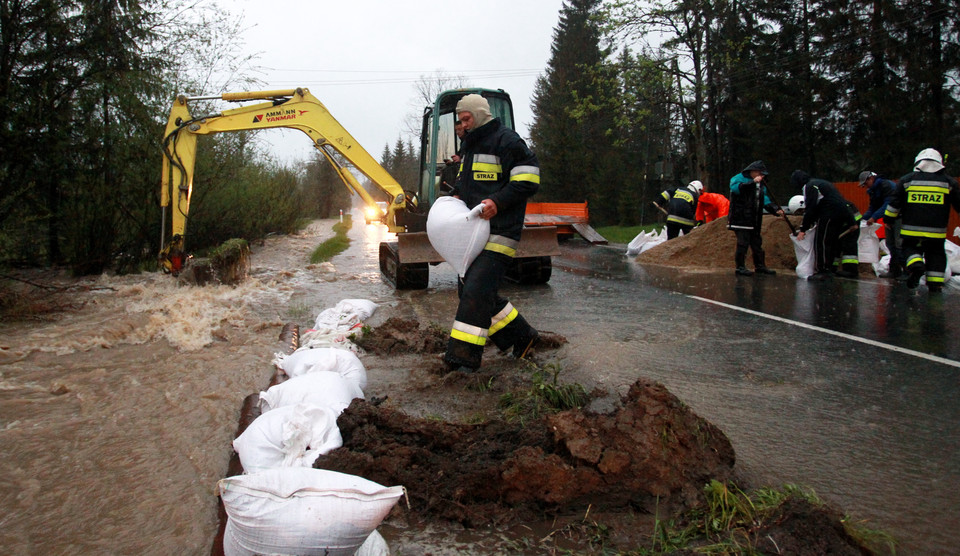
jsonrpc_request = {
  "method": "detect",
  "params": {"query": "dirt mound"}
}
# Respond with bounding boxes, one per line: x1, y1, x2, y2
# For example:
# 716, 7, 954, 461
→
637, 215, 802, 271
315, 379, 736, 526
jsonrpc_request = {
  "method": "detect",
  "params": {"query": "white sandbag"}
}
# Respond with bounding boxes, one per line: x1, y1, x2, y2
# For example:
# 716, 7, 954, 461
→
946, 235, 960, 274
259, 371, 364, 414
625, 232, 649, 257
637, 229, 667, 255
426, 196, 490, 277
232, 404, 343, 473
314, 299, 378, 332
857, 222, 883, 264
791, 232, 816, 279
355, 530, 390, 556
298, 328, 362, 353
879, 238, 889, 256
219, 468, 404, 556
873, 254, 890, 277
275, 347, 367, 391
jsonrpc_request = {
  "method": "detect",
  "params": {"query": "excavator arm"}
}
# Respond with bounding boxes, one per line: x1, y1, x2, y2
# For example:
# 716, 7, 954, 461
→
159, 87, 407, 273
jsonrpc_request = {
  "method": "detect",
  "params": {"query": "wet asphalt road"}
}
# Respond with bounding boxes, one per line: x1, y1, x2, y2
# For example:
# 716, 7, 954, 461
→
546, 240, 959, 555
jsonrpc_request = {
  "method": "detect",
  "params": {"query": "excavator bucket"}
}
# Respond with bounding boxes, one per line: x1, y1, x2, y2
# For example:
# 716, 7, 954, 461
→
515, 226, 561, 257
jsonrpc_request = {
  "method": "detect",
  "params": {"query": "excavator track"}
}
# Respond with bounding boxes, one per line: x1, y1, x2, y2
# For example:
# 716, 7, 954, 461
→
379, 241, 429, 290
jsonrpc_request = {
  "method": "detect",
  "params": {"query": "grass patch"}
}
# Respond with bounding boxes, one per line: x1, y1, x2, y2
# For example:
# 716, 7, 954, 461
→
594, 224, 662, 244
642, 481, 898, 555
499, 361, 588, 423
310, 215, 353, 263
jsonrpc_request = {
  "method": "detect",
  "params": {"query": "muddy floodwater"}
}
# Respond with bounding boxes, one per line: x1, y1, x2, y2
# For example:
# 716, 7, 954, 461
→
1, 215, 958, 554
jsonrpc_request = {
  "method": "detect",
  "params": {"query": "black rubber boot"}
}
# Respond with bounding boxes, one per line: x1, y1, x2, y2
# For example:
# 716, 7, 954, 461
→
512, 329, 540, 359
444, 338, 483, 371
906, 262, 925, 289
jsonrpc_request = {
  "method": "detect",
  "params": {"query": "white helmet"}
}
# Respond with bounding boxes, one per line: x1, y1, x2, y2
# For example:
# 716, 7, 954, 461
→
787, 195, 805, 214
915, 148, 945, 172
688, 180, 704, 193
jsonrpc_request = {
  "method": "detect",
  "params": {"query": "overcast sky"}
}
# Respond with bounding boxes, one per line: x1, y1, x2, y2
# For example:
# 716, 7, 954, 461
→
226, 0, 566, 164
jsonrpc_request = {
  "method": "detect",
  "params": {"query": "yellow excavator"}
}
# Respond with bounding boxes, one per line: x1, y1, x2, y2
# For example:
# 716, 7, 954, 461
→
159, 87, 559, 288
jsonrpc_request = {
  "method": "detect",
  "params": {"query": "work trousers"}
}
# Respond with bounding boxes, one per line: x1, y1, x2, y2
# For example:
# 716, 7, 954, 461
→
884, 219, 904, 276
902, 236, 947, 285
837, 228, 859, 273
445, 249, 535, 369
733, 229, 765, 269
814, 217, 845, 274
667, 222, 693, 239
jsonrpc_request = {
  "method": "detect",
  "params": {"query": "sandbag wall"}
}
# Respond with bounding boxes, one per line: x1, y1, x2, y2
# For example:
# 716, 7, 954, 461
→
211, 300, 403, 556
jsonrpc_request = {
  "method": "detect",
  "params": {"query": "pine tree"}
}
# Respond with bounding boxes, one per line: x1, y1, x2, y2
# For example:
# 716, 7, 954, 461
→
530, 0, 618, 223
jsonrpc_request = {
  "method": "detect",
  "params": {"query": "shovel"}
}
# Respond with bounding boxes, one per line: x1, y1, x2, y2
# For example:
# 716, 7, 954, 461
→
761, 181, 798, 235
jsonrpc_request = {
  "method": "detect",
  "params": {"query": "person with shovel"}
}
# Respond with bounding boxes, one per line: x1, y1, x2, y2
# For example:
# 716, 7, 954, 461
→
727, 160, 783, 276
654, 180, 703, 239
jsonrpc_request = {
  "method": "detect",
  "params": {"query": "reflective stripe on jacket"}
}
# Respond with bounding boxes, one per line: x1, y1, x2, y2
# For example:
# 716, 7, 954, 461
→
451, 118, 540, 242
657, 185, 699, 226
885, 171, 960, 239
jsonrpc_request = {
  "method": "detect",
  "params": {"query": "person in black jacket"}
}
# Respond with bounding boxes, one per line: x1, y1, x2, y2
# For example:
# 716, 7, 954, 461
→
655, 180, 703, 239
727, 161, 783, 276
443, 94, 541, 371
792, 170, 858, 280
885, 148, 960, 292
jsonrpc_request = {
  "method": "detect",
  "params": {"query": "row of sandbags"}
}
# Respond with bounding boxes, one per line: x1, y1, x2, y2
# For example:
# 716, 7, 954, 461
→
218, 299, 404, 556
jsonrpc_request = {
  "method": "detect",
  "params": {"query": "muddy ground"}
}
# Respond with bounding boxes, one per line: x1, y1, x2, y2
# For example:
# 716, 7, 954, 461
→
216, 316, 876, 555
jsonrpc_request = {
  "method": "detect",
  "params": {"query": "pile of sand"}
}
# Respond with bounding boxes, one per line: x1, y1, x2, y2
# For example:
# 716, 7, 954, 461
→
636, 215, 802, 271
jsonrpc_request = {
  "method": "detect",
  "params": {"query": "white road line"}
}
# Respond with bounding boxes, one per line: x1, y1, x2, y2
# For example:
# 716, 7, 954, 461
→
688, 295, 960, 369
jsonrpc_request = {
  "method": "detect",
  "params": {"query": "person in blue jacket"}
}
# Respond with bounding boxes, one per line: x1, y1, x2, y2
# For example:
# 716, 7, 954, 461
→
859, 171, 903, 278
727, 161, 783, 276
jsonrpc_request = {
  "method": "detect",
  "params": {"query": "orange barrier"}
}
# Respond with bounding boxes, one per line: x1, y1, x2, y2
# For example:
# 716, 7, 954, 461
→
524, 202, 607, 244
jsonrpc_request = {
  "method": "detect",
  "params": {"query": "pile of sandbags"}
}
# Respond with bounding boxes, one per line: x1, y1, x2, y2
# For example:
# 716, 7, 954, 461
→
219, 299, 404, 556
626, 228, 668, 257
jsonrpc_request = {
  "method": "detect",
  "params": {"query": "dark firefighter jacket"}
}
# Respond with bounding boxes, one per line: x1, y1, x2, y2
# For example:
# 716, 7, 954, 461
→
451, 118, 540, 245
655, 184, 699, 227
885, 170, 960, 239
799, 176, 855, 232
728, 175, 777, 231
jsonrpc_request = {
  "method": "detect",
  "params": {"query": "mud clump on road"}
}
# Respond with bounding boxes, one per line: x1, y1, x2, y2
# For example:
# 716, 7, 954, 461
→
637, 215, 802, 271
316, 379, 736, 526
353, 316, 448, 355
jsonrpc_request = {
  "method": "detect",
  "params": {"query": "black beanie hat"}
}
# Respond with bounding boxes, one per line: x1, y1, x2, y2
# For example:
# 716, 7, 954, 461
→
790, 170, 810, 189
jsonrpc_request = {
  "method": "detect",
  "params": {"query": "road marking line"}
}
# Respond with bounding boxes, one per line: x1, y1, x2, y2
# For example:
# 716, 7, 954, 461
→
688, 295, 960, 369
